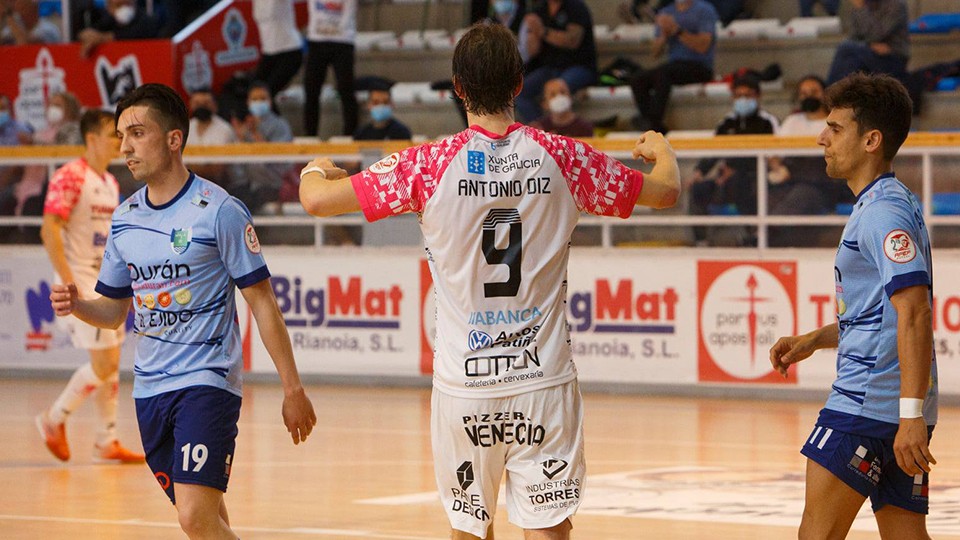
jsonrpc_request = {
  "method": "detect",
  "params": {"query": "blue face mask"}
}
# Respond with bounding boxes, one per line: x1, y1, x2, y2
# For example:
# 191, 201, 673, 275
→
248, 100, 271, 118
733, 97, 758, 117
0, 111, 9, 126
370, 104, 393, 123
493, 0, 515, 15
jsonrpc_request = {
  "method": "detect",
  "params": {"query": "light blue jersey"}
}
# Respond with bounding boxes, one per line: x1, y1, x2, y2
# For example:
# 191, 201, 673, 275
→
95, 174, 269, 399
825, 173, 938, 435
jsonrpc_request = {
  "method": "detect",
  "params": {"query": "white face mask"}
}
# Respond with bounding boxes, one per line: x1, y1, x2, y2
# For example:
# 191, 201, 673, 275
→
114, 5, 135, 25
548, 94, 572, 114
46, 105, 65, 124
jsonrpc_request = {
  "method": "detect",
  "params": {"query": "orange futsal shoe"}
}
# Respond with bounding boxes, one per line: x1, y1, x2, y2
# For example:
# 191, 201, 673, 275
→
94, 440, 146, 464
36, 411, 70, 462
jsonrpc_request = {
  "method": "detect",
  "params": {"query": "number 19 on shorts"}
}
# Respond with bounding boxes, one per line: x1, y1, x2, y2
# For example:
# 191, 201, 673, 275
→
181, 442, 208, 472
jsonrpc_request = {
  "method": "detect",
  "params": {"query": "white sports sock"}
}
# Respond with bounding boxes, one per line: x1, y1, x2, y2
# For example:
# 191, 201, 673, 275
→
94, 370, 120, 446
49, 363, 103, 424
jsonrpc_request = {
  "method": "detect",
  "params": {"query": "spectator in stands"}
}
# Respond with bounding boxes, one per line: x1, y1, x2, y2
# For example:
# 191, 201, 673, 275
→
826, 0, 910, 86
799, 0, 839, 17
688, 75, 778, 245
354, 84, 412, 141
530, 78, 594, 137
492, 0, 526, 36
621, 0, 744, 26
188, 88, 238, 185
768, 75, 853, 246
13, 92, 83, 221
76, 0, 162, 57
189, 89, 236, 146
516, 0, 597, 122
303, 0, 359, 138
0, 94, 33, 219
232, 82, 293, 212
152, 0, 219, 38
629, 0, 718, 134
40, 92, 83, 146
252, 0, 303, 103
0, 0, 62, 44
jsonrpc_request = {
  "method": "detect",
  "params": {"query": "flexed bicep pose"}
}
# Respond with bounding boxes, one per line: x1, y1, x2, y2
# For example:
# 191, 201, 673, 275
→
299, 22, 679, 540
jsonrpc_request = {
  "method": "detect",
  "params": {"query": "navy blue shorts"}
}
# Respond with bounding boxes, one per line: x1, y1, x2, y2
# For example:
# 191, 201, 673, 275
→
801, 424, 932, 514
135, 385, 242, 504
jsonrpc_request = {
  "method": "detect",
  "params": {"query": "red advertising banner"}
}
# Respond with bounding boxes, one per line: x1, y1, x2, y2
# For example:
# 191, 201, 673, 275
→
0, 40, 174, 131
174, 0, 262, 97
698, 260, 798, 384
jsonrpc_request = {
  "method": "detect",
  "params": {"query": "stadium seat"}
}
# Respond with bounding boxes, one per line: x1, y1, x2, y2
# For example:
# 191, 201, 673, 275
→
717, 19, 782, 40
585, 86, 632, 101
933, 192, 960, 214
910, 13, 960, 34
611, 24, 656, 42
356, 31, 398, 51
784, 17, 842, 36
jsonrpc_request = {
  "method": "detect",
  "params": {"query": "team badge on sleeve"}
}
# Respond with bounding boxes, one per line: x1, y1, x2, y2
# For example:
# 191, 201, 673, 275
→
883, 229, 916, 263
244, 223, 261, 254
369, 152, 401, 175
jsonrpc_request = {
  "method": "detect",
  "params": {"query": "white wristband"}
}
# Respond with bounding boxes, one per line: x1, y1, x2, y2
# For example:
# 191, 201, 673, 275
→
300, 166, 327, 180
900, 398, 924, 419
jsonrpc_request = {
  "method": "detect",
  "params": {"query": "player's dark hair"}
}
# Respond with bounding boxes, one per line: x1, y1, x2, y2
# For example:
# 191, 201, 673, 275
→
115, 83, 190, 151
79, 109, 115, 139
825, 73, 912, 161
452, 22, 523, 116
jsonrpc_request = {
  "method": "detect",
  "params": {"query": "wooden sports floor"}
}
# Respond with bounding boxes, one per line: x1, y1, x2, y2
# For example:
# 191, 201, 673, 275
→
2, 378, 960, 540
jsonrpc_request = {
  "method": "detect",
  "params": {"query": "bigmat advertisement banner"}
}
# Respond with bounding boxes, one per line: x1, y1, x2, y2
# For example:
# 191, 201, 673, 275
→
4, 247, 960, 397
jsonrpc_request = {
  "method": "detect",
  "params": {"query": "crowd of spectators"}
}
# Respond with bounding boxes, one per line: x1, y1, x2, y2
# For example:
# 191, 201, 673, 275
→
0, 0, 954, 248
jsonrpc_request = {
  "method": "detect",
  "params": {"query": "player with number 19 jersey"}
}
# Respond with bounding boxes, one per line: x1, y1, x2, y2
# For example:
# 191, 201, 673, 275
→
94, 173, 269, 399
351, 123, 643, 398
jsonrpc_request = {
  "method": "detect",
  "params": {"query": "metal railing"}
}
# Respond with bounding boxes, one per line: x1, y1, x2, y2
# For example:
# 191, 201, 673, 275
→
2, 134, 959, 248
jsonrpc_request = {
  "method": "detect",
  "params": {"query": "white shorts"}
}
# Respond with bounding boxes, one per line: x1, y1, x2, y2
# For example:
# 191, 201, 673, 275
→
431, 380, 585, 538
59, 316, 124, 350
55, 272, 124, 350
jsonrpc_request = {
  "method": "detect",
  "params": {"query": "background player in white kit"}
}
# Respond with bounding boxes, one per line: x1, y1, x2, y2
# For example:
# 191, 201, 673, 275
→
36, 109, 144, 464
770, 73, 937, 539
50, 84, 316, 539
299, 22, 680, 540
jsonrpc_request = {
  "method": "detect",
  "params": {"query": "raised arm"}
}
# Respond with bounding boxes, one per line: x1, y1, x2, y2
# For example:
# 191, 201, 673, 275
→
239, 279, 317, 444
50, 283, 130, 329
632, 131, 680, 209
298, 158, 361, 217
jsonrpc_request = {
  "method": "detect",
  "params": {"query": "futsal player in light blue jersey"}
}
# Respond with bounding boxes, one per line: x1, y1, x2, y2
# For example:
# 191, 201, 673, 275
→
50, 83, 316, 540
770, 73, 937, 539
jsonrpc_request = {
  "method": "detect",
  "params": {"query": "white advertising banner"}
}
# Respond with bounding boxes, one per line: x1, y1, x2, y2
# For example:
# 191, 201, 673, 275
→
247, 249, 422, 376
0, 248, 136, 370
4, 246, 960, 397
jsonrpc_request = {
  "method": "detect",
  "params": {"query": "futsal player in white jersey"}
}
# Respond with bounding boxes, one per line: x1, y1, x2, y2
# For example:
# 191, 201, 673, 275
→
36, 109, 145, 464
770, 73, 937, 539
49, 84, 316, 539
299, 22, 681, 540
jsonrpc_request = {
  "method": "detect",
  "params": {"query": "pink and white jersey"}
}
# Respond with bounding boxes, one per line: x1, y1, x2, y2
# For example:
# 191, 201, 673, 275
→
43, 158, 120, 286
351, 123, 643, 398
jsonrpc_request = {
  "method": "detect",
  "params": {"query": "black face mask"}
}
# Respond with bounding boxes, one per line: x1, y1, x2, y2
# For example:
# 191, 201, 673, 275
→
192, 107, 213, 122
800, 97, 822, 113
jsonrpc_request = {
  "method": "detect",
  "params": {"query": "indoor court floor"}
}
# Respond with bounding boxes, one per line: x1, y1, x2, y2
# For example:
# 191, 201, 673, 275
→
2, 378, 960, 540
